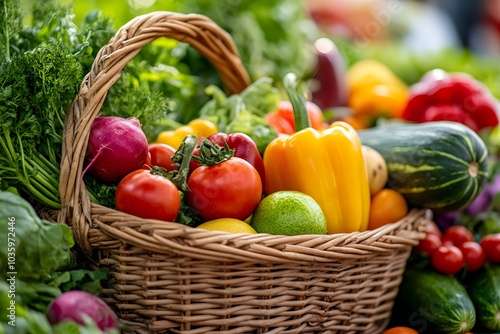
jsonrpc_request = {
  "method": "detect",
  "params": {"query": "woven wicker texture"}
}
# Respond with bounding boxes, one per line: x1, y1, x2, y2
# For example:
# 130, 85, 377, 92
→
55, 11, 428, 334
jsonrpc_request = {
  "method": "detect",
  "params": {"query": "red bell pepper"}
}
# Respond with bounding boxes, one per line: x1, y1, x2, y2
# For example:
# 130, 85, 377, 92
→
206, 132, 265, 185
265, 100, 325, 135
402, 71, 499, 132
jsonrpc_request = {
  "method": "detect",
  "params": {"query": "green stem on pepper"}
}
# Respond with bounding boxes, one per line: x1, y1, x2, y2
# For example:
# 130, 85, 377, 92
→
283, 73, 310, 132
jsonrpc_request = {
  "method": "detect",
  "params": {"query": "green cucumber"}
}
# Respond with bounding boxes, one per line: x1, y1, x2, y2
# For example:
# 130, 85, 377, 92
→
397, 269, 476, 333
467, 264, 500, 331
358, 121, 489, 212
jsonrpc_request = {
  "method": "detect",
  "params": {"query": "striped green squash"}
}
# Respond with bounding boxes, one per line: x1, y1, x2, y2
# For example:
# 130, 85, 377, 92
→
397, 269, 476, 333
358, 121, 489, 212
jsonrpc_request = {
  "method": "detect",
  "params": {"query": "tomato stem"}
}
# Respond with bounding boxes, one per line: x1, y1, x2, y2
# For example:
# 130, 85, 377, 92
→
150, 166, 169, 178
193, 138, 234, 167
169, 134, 198, 192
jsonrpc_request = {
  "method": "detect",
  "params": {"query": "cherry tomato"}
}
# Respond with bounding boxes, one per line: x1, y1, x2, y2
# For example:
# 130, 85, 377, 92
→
186, 157, 262, 221
480, 233, 500, 263
115, 169, 180, 222
441, 225, 474, 247
459, 241, 486, 272
416, 232, 442, 257
148, 143, 177, 172
431, 244, 464, 275
383, 327, 418, 334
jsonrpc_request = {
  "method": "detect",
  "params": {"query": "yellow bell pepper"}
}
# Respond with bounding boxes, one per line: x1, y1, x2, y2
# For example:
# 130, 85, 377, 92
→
347, 59, 408, 119
264, 122, 370, 234
156, 119, 217, 149
263, 74, 370, 234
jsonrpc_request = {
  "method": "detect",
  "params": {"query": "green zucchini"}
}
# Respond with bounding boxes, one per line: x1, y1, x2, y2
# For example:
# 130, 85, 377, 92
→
397, 269, 476, 333
358, 121, 489, 212
467, 264, 500, 331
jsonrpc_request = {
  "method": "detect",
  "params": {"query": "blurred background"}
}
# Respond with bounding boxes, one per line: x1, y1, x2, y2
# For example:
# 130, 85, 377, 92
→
18, 0, 500, 108
21, 0, 500, 75
21, 0, 500, 55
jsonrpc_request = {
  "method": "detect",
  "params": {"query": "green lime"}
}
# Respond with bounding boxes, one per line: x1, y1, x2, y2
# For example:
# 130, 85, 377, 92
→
250, 191, 327, 236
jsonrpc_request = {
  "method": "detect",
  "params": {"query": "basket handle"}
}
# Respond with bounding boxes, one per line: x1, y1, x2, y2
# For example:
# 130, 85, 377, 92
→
58, 12, 251, 254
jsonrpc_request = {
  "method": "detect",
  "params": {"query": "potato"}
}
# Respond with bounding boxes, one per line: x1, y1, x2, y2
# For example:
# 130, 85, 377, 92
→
362, 145, 388, 195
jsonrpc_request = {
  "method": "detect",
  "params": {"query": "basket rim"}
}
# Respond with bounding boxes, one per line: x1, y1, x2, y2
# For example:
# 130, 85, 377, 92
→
88, 203, 428, 263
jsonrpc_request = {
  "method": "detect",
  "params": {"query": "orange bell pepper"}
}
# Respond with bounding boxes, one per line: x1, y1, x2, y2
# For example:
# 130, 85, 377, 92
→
347, 59, 408, 119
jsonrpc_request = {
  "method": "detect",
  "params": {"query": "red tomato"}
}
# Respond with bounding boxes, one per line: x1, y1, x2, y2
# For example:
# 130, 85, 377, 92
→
186, 157, 262, 221
480, 233, 500, 263
431, 245, 464, 275
142, 152, 152, 169
459, 241, 486, 272
115, 169, 180, 222
265, 112, 295, 134
267, 100, 324, 134
148, 143, 177, 172
416, 232, 442, 257
441, 225, 474, 247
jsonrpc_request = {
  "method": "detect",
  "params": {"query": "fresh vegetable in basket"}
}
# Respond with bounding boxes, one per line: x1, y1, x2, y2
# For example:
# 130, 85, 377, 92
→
184, 136, 263, 221
155, 118, 218, 150
362, 145, 388, 196
206, 132, 266, 185
115, 168, 181, 222
265, 100, 325, 135
368, 189, 408, 230
147, 143, 177, 172
84, 116, 149, 183
359, 121, 489, 212
197, 218, 257, 234
264, 73, 370, 234
402, 70, 499, 132
250, 190, 327, 236
198, 77, 280, 155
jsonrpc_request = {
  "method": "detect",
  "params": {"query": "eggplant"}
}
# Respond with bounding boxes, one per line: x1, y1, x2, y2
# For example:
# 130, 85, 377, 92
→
309, 38, 349, 110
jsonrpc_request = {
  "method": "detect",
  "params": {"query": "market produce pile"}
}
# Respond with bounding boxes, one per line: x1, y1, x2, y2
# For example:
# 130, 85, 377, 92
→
1, 0, 500, 333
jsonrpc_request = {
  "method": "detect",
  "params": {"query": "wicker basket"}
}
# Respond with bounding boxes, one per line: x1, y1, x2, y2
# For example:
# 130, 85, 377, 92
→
54, 11, 428, 334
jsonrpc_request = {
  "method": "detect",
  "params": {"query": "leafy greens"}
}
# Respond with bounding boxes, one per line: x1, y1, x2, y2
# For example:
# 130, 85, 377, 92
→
0, 191, 109, 333
0, 0, 115, 208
